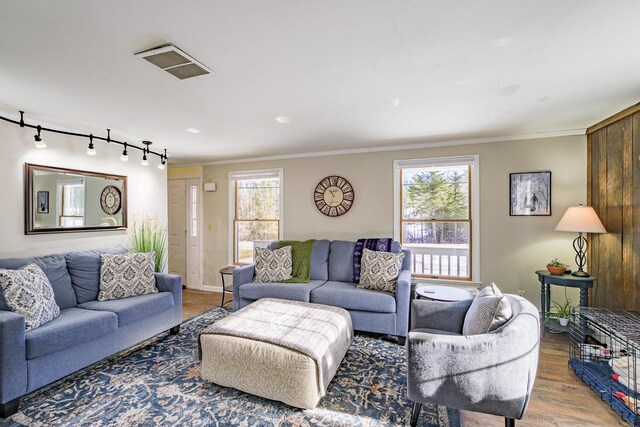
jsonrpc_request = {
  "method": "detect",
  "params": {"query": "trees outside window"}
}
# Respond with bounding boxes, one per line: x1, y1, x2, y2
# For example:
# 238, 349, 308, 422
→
230, 170, 282, 264
396, 157, 478, 280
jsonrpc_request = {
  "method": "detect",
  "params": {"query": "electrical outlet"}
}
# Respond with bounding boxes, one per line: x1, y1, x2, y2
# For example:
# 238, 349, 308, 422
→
517, 290, 526, 297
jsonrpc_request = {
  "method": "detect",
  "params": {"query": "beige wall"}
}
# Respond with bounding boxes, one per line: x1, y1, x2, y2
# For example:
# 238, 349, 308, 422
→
184, 134, 586, 308
0, 119, 168, 259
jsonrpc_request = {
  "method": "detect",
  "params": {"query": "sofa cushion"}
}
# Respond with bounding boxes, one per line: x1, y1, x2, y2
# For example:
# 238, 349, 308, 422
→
254, 246, 293, 282
66, 247, 128, 303
25, 307, 117, 359
411, 327, 461, 337
0, 256, 77, 310
98, 252, 157, 301
357, 248, 405, 293
310, 281, 396, 314
269, 240, 330, 281
33, 255, 77, 309
239, 280, 326, 303
0, 264, 61, 330
463, 283, 512, 335
329, 240, 403, 283
79, 292, 174, 327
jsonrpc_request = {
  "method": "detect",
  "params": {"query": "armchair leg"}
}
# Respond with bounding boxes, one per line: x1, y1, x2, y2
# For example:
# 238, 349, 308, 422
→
398, 336, 406, 346
169, 324, 181, 335
410, 402, 422, 427
0, 397, 19, 418
505, 417, 515, 427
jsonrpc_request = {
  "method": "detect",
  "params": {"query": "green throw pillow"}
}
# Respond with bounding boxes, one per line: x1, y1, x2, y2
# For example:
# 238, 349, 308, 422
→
276, 240, 315, 283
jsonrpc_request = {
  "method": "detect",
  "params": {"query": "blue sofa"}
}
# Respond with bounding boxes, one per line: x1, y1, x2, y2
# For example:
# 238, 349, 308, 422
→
233, 240, 411, 343
0, 247, 183, 418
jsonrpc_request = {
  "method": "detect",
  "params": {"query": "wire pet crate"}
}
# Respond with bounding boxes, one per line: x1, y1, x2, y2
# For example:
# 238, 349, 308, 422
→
569, 308, 640, 426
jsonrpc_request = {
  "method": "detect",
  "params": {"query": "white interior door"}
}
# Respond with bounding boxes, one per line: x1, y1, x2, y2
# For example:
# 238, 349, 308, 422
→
185, 178, 202, 288
168, 179, 187, 283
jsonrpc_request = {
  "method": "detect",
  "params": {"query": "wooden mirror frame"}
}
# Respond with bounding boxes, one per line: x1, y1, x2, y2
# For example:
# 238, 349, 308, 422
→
25, 163, 128, 235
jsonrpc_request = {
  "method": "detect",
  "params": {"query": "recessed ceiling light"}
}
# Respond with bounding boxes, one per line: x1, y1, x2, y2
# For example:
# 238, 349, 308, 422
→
186, 128, 201, 134
275, 116, 290, 124
387, 99, 400, 108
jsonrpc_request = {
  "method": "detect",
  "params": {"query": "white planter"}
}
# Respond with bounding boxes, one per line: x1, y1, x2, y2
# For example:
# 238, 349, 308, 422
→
558, 317, 569, 327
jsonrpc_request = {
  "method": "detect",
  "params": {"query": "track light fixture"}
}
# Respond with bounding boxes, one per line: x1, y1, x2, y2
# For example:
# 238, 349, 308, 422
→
158, 149, 167, 170
87, 134, 96, 156
141, 141, 152, 166
0, 111, 167, 170
120, 142, 129, 162
34, 125, 46, 149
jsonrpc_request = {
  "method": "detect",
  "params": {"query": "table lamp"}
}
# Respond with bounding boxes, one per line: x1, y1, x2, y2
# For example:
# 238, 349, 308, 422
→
555, 204, 606, 277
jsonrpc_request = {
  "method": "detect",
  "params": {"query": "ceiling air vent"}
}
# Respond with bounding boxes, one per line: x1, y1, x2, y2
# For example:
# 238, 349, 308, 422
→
135, 45, 213, 80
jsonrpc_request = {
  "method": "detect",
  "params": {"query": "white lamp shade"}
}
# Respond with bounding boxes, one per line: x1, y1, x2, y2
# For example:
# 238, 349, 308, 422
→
555, 205, 607, 234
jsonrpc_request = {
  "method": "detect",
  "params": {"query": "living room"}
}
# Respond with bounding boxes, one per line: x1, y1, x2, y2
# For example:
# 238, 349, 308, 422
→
0, 2, 638, 426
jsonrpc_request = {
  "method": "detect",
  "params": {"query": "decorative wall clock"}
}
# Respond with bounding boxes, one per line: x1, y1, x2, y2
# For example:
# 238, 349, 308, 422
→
100, 185, 122, 215
314, 175, 354, 217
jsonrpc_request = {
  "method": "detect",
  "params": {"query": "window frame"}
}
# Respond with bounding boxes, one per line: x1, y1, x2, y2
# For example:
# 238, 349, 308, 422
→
393, 155, 480, 282
228, 168, 284, 265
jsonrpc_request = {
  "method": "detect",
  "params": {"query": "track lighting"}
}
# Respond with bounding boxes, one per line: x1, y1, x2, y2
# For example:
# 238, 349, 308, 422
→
0, 111, 167, 170
158, 149, 167, 170
120, 142, 129, 162
141, 141, 151, 166
34, 125, 46, 149
87, 134, 96, 156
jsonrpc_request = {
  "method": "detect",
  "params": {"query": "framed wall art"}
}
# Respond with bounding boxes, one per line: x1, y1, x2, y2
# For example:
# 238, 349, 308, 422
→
509, 171, 551, 216
37, 191, 49, 214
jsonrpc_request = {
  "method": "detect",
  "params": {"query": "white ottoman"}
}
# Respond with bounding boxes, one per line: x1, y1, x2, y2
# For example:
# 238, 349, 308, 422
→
200, 298, 353, 409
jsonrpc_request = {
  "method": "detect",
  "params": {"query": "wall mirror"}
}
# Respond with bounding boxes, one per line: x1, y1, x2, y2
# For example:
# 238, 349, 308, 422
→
25, 163, 127, 234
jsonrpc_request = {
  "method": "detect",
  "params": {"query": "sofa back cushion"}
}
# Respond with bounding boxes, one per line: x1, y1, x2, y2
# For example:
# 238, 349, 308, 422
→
66, 247, 128, 303
268, 240, 331, 281
0, 255, 77, 310
329, 240, 404, 282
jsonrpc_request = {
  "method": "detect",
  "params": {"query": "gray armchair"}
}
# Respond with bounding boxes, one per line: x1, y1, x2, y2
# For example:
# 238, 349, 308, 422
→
407, 295, 540, 427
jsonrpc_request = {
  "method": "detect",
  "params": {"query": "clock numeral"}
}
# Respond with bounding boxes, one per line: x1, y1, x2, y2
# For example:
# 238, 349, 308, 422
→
321, 205, 330, 215
329, 207, 337, 216
314, 193, 324, 201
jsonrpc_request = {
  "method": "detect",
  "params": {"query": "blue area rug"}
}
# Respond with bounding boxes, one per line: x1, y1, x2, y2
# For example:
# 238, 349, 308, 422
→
2, 307, 460, 426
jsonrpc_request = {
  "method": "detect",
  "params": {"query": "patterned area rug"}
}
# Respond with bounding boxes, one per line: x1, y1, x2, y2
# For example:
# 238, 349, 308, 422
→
2, 307, 460, 426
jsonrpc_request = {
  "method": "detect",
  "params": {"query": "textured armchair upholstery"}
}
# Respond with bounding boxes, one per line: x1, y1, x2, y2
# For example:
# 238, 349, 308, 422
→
407, 295, 540, 426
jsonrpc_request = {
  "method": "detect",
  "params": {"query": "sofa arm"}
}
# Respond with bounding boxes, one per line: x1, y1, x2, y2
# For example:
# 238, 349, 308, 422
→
0, 310, 27, 404
232, 264, 255, 311
394, 269, 412, 337
411, 298, 473, 334
407, 311, 539, 419
154, 273, 183, 312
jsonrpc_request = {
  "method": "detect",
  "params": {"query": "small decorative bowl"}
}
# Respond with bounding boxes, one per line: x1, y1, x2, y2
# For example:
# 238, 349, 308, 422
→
546, 265, 566, 275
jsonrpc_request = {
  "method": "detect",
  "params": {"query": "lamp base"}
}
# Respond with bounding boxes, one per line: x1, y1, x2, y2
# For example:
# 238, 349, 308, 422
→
571, 270, 590, 278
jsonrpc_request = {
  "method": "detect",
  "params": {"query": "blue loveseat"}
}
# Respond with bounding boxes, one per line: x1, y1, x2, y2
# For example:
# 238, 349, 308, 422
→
233, 240, 411, 342
0, 247, 182, 418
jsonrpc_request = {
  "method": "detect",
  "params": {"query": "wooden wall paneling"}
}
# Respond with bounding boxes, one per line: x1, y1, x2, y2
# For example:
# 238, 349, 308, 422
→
621, 116, 634, 311
605, 120, 624, 309
633, 113, 640, 311
597, 129, 609, 308
589, 132, 601, 306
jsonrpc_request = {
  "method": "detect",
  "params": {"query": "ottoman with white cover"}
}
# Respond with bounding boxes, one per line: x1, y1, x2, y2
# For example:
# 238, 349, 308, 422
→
199, 298, 353, 409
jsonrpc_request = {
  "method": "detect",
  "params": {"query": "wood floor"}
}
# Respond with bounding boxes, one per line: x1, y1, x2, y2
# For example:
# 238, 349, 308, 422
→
182, 289, 627, 426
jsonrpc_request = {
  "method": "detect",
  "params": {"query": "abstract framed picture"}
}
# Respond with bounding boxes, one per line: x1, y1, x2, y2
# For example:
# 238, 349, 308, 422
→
509, 171, 551, 216
37, 191, 49, 214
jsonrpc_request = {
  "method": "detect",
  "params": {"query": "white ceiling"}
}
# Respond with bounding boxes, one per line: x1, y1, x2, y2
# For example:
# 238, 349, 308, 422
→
1, 1, 639, 163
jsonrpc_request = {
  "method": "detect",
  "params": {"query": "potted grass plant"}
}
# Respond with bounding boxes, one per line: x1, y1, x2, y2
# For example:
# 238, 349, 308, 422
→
549, 299, 573, 327
129, 215, 167, 273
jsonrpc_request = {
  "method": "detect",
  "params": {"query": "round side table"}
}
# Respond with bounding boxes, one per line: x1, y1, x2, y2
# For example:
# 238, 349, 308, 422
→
415, 285, 474, 302
219, 266, 236, 308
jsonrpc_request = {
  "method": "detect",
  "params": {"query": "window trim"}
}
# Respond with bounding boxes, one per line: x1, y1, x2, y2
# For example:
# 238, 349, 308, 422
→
228, 168, 284, 265
393, 155, 480, 282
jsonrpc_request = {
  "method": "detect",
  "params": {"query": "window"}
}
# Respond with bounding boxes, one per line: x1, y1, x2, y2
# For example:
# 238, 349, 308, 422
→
57, 179, 85, 227
189, 185, 198, 237
229, 169, 283, 264
394, 156, 479, 281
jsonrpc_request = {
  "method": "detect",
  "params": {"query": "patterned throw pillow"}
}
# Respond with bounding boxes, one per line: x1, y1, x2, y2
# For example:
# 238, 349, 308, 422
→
462, 283, 513, 335
357, 248, 405, 293
0, 263, 60, 330
98, 252, 158, 301
254, 246, 293, 283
